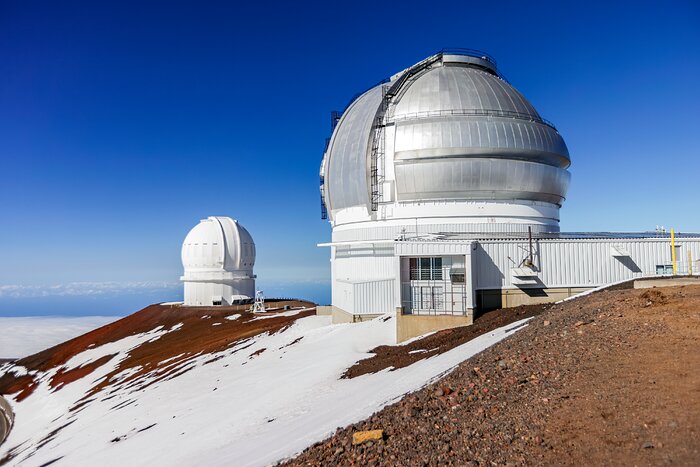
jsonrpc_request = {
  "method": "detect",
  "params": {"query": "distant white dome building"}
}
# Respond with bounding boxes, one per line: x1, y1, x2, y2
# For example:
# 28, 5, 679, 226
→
181, 216, 256, 306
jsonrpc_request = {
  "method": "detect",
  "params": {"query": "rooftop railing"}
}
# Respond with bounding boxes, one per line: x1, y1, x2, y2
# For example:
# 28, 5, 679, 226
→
390, 108, 558, 131
437, 48, 497, 66
337, 49, 499, 116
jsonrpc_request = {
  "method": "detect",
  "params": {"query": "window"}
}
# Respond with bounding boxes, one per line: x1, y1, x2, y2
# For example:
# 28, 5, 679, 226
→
420, 258, 431, 280
450, 273, 465, 283
409, 258, 419, 280
433, 258, 443, 280
409, 257, 443, 281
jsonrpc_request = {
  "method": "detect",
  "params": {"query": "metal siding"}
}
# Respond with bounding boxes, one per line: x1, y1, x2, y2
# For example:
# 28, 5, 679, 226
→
354, 279, 395, 315
331, 220, 558, 243
394, 157, 570, 205
333, 237, 700, 315
391, 66, 569, 168
475, 238, 700, 289
325, 86, 384, 212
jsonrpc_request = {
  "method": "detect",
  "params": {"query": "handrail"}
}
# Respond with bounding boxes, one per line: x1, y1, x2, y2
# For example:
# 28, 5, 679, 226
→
390, 108, 558, 130
338, 49, 499, 116
385, 54, 443, 100
340, 77, 390, 113
438, 48, 497, 66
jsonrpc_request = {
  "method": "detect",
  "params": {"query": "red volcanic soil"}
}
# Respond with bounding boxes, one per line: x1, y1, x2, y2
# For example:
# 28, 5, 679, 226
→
343, 303, 550, 379
285, 286, 700, 466
0, 300, 315, 402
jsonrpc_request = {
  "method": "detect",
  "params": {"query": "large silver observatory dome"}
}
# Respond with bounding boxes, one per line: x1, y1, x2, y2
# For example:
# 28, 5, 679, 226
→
320, 49, 571, 222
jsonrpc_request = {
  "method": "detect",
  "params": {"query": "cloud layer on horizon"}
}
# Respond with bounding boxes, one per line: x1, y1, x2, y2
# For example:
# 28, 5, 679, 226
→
0, 281, 180, 299
0, 316, 120, 359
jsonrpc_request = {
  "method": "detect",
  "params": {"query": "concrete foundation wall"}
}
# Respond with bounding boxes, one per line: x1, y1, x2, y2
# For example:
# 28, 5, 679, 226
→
322, 305, 383, 324
477, 286, 592, 310
396, 310, 474, 343
634, 277, 700, 289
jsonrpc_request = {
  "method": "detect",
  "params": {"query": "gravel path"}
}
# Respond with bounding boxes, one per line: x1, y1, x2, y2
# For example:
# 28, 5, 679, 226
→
284, 285, 700, 466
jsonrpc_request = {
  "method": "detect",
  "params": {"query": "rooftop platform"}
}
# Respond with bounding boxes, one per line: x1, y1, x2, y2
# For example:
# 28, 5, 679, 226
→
397, 231, 700, 242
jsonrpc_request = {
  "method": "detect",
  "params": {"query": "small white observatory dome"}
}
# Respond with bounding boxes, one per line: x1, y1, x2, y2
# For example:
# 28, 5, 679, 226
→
180, 216, 256, 306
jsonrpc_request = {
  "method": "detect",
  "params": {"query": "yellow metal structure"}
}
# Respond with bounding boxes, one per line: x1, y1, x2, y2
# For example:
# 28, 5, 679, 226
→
671, 228, 677, 275
689, 250, 693, 275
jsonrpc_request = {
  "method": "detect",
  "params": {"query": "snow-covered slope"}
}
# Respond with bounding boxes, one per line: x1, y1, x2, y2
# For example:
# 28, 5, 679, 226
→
0, 303, 529, 466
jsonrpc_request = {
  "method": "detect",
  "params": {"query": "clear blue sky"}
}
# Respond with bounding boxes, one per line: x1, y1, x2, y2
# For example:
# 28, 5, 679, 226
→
1, 0, 699, 316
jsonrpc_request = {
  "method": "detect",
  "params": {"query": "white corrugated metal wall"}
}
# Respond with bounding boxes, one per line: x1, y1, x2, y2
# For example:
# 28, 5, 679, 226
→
333, 245, 395, 279
184, 282, 245, 306
475, 238, 700, 289
332, 245, 396, 314
332, 221, 554, 242
330, 237, 700, 316
353, 279, 395, 314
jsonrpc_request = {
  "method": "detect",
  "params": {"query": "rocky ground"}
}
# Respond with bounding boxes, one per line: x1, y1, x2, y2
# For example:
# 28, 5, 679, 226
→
344, 303, 550, 379
285, 285, 700, 466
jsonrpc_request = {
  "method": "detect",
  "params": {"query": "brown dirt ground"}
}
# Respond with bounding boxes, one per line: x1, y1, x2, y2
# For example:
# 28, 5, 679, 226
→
344, 303, 551, 378
284, 285, 700, 466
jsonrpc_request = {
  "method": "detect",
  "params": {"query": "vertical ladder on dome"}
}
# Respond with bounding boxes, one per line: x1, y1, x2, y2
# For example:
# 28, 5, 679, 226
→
320, 111, 341, 220
369, 85, 389, 211
320, 135, 330, 220
368, 53, 444, 212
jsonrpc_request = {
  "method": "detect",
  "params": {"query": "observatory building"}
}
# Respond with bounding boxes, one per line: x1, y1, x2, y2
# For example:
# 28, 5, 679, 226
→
181, 216, 256, 306
318, 49, 700, 341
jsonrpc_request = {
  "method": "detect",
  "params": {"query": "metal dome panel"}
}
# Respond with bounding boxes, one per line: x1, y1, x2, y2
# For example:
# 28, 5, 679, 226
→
394, 158, 570, 205
392, 66, 538, 118
320, 50, 572, 221
323, 85, 384, 212
393, 118, 569, 168
181, 216, 255, 273
390, 65, 570, 168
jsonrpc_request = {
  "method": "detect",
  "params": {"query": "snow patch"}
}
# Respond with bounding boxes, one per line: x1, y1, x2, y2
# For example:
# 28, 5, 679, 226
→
251, 307, 313, 321
0, 314, 530, 467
